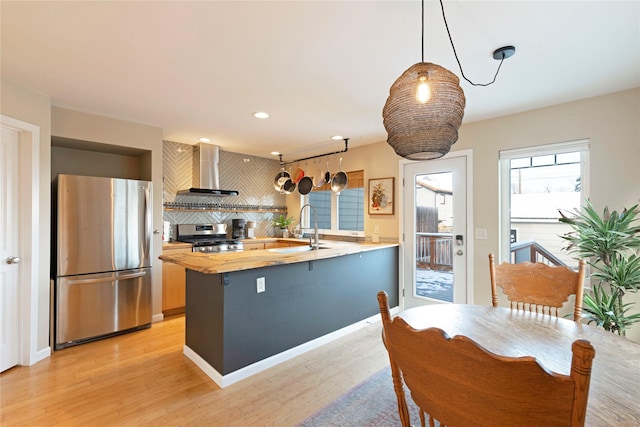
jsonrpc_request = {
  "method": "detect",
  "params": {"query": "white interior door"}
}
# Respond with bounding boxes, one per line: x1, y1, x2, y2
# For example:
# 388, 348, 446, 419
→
1, 125, 21, 372
402, 154, 469, 309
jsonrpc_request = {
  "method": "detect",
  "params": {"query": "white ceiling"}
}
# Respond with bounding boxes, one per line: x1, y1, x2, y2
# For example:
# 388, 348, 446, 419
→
2, 1, 639, 159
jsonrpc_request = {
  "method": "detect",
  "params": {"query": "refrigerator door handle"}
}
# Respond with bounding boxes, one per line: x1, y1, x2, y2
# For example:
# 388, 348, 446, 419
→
66, 270, 148, 285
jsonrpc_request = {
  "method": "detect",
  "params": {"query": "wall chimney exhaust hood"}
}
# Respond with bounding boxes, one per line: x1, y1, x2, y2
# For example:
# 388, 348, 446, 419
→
177, 143, 239, 196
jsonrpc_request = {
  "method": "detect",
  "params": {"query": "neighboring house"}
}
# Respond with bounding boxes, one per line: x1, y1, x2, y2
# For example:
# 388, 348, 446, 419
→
416, 178, 453, 233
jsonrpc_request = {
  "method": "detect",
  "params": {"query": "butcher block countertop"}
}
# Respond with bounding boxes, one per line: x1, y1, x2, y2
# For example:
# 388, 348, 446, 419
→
162, 242, 192, 250
159, 239, 399, 274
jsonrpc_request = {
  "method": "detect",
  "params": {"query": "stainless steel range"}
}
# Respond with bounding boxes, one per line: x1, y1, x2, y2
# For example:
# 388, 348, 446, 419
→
176, 223, 244, 253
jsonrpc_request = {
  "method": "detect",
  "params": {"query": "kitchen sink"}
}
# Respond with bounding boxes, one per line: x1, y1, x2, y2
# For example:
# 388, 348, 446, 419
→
267, 245, 329, 254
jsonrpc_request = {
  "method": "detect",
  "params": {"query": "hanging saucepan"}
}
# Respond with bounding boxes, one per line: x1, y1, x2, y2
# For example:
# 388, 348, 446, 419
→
274, 168, 290, 192
298, 161, 314, 195
292, 164, 305, 183
331, 157, 348, 193
298, 175, 313, 195
323, 160, 331, 185
282, 177, 296, 194
313, 159, 325, 187
280, 167, 296, 194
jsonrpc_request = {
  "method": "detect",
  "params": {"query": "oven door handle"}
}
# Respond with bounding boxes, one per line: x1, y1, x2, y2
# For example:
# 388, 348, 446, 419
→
67, 270, 148, 285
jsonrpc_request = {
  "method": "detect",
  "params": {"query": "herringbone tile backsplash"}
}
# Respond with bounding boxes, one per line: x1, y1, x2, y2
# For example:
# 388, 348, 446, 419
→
163, 140, 287, 239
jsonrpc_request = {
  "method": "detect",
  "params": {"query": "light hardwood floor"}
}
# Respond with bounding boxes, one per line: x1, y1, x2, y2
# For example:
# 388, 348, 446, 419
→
1, 315, 390, 426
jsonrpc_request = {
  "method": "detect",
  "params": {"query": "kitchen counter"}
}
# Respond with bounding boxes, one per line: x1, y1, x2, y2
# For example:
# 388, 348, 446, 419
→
162, 241, 192, 250
165, 239, 399, 388
159, 239, 398, 274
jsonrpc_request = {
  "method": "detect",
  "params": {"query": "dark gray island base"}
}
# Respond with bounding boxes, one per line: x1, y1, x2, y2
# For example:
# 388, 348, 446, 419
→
184, 246, 398, 387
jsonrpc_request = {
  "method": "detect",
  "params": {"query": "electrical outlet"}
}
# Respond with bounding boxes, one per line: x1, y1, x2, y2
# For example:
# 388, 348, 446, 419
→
372, 233, 380, 243
256, 277, 265, 293
374, 224, 380, 234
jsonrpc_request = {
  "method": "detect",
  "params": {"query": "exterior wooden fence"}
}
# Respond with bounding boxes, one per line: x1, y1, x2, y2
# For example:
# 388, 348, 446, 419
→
416, 232, 453, 271
509, 239, 566, 266
415, 235, 566, 272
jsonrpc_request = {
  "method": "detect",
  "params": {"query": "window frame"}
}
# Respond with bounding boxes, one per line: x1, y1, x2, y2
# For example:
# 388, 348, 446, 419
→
498, 140, 590, 264
301, 169, 365, 237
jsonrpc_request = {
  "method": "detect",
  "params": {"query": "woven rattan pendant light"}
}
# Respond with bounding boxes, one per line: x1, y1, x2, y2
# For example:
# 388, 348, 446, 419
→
383, 62, 465, 160
383, 1, 515, 160
383, 0, 465, 160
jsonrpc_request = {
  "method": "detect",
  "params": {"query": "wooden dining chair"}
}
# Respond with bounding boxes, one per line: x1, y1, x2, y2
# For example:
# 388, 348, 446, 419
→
488, 253, 586, 322
376, 291, 595, 427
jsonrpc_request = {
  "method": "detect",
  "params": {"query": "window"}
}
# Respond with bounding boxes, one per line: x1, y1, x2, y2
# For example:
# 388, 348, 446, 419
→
304, 170, 364, 235
499, 140, 589, 269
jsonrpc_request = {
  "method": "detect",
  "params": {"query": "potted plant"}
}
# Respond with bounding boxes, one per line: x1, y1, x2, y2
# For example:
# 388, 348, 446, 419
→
559, 200, 640, 335
272, 215, 295, 238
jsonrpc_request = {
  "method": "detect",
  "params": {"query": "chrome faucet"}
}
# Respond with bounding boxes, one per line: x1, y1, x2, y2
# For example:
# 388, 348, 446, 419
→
299, 203, 319, 249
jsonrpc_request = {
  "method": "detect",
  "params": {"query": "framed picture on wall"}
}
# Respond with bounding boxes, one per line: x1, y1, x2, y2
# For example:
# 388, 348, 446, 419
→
368, 177, 394, 215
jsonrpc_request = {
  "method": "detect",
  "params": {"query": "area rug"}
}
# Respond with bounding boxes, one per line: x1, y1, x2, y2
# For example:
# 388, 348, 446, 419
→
297, 366, 421, 426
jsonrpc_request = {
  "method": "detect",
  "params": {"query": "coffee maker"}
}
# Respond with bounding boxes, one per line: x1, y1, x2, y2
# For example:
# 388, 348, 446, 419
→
232, 219, 246, 240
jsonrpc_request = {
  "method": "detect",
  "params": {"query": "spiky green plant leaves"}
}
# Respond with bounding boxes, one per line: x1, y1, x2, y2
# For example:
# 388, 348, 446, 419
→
559, 201, 640, 266
582, 284, 640, 334
560, 200, 640, 335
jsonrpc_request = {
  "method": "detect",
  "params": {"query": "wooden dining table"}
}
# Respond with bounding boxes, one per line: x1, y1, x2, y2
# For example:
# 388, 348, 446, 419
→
398, 304, 640, 426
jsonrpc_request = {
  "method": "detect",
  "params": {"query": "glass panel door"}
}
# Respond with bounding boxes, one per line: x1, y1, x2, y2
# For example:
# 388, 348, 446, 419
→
403, 156, 467, 309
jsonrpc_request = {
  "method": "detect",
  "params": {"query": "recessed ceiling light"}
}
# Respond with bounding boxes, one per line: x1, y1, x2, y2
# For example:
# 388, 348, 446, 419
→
253, 112, 270, 119
331, 135, 343, 140
198, 137, 211, 143
271, 151, 280, 156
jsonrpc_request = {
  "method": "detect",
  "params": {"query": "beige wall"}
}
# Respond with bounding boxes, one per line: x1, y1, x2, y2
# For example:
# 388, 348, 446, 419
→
456, 88, 640, 341
51, 107, 165, 320
51, 146, 143, 180
0, 80, 52, 353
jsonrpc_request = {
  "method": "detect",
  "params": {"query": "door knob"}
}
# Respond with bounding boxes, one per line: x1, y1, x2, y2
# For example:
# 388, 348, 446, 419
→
456, 250, 463, 256
6, 256, 20, 264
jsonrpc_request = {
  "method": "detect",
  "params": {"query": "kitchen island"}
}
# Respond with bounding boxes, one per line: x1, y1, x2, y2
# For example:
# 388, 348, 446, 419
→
160, 240, 399, 387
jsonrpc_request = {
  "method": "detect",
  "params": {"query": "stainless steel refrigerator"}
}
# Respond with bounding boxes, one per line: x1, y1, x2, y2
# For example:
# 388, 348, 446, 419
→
53, 174, 152, 349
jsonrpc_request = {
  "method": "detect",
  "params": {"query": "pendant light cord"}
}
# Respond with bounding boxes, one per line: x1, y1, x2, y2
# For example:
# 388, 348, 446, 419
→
421, 0, 424, 63
438, 0, 505, 87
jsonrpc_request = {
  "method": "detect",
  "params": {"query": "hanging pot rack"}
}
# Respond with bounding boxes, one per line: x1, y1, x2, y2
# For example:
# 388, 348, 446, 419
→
279, 138, 349, 166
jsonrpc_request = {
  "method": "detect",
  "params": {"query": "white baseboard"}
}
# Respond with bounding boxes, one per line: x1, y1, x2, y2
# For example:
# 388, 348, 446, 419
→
183, 311, 388, 388
152, 313, 164, 323
31, 346, 51, 365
